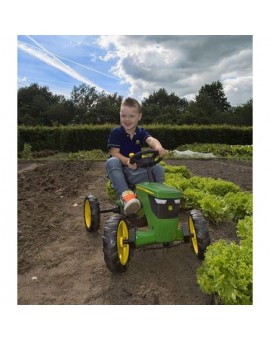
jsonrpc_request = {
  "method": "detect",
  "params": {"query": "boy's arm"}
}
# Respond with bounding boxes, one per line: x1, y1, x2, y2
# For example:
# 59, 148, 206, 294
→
110, 147, 137, 169
110, 148, 137, 170
110, 147, 129, 165
146, 137, 166, 157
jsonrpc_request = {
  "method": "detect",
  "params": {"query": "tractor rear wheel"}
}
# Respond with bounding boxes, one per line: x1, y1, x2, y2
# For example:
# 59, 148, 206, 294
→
188, 209, 210, 260
103, 215, 130, 273
83, 195, 100, 232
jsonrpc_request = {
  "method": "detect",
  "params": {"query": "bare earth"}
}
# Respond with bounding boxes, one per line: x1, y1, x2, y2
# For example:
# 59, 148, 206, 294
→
17, 159, 252, 305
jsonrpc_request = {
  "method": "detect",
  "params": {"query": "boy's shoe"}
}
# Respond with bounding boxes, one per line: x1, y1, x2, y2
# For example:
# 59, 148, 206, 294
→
120, 190, 141, 215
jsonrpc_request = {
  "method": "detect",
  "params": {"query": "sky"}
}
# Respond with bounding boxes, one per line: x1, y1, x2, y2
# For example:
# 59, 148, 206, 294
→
17, 35, 253, 106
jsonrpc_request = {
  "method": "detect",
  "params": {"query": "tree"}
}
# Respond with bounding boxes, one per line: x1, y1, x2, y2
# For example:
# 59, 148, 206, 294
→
43, 100, 75, 126
184, 81, 232, 124
141, 88, 188, 124
229, 99, 253, 126
197, 80, 231, 113
18, 83, 69, 125
142, 88, 181, 107
70, 84, 99, 123
70, 85, 123, 124
91, 92, 123, 124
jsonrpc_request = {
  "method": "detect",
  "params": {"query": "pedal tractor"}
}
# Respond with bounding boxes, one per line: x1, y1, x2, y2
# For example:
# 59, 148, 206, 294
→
83, 150, 211, 273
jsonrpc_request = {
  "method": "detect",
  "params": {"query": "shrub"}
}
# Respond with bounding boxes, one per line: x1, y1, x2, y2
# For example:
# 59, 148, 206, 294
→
20, 143, 33, 159
197, 216, 253, 305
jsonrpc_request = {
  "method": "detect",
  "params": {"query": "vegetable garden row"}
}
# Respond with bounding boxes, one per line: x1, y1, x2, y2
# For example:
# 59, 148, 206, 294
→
163, 163, 252, 304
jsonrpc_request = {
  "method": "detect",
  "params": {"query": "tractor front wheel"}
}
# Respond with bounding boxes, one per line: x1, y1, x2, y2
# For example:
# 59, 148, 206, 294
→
103, 215, 130, 273
188, 209, 210, 260
83, 195, 100, 232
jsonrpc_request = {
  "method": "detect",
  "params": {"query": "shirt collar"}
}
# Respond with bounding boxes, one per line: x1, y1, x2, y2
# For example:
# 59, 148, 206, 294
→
120, 125, 139, 136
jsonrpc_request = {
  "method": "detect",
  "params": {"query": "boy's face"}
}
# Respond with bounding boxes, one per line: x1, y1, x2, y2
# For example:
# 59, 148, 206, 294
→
120, 105, 142, 133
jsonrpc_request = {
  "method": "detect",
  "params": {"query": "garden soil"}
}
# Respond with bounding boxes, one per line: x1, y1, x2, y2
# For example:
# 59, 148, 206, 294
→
18, 159, 252, 305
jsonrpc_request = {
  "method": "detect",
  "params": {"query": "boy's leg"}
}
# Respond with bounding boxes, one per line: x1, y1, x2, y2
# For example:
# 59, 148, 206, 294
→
123, 167, 149, 184
151, 164, 165, 183
106, 157, 129, 198
106, 157, 141, 214
124, 164, 165, 184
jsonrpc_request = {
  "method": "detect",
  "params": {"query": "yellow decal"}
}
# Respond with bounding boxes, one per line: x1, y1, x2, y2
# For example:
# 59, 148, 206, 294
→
136, 186, 154, 196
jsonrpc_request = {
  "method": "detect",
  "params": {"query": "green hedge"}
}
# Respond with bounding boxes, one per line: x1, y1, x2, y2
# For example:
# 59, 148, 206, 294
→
18, 124, 252, 153
18, 125, 112, 153
146, 125, 252, 149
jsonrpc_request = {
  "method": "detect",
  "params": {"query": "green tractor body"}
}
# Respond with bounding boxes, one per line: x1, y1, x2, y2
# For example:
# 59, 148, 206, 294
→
135, 182, 183, 246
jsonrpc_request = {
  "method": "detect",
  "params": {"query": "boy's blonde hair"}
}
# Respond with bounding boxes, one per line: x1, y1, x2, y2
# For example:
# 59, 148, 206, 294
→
121, 97, 141, 113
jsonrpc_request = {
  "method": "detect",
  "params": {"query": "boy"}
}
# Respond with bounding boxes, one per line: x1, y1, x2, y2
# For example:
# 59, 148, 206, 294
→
106, 97, 166, 215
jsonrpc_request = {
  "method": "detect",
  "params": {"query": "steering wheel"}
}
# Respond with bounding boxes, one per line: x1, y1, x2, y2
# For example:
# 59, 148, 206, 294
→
129, 149, 162, 168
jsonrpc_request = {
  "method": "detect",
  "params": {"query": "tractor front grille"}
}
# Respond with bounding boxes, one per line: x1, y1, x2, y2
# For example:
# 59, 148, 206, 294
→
148, 196, 180, 219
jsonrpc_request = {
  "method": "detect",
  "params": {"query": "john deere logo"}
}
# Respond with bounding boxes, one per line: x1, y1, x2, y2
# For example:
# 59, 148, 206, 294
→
135, 140, 141, 145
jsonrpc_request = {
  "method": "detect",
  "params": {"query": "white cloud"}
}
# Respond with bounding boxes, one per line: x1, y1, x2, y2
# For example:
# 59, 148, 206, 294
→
97, 35, 252, 105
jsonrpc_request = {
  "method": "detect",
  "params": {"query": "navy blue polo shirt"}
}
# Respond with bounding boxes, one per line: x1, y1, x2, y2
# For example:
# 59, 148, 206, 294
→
107, 126, 151, 157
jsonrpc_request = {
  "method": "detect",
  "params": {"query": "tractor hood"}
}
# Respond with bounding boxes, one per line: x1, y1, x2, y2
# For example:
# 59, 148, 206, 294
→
136, 182, 181, 199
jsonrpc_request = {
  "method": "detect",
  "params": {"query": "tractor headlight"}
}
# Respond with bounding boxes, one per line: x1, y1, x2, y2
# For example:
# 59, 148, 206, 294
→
154, 198, 167, 204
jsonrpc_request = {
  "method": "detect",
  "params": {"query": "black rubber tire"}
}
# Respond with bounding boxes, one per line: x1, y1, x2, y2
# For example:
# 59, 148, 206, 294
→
83, 195, 100, 232
103, 215, 130, 273
188, 209, 210, 260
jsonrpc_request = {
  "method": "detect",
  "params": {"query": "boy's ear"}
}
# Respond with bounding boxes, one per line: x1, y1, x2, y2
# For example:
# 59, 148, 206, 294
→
138, 112, 142, 121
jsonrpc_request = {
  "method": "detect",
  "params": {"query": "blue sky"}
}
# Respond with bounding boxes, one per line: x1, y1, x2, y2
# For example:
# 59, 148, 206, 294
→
18, 35, 253, 106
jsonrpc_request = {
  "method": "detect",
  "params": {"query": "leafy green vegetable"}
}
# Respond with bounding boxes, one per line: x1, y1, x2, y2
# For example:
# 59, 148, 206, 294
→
197, 217, 253, 305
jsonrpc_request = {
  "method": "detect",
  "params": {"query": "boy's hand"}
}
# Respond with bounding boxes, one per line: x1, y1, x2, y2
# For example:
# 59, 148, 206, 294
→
155, 147, 166, 158
127, 159, 137, 170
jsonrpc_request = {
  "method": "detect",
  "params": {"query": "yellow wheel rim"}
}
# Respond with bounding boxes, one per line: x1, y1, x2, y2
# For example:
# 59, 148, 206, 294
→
117, 220, 129, 265
189, 216, 198, 255
84, 200, 91, 229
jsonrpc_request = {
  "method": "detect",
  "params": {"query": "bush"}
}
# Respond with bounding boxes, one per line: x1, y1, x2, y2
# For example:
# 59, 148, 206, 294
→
20, 143, 33, 159
18, 124, 252, 153
197, 216, 253, 305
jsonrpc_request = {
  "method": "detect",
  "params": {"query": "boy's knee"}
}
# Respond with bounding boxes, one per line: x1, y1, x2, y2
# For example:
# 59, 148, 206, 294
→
106, 157, 122, 170
153, 164, 165, 182
156, 164, 165, 175
160, 165, 165, 175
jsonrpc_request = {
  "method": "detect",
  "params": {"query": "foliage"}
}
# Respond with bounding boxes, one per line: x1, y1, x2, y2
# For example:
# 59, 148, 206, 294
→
163, 162, 253, 304
17, 81, 252, 126
145, 124, 252, 148
199, 192, 252, 224
176, 143, 252, 159
223, 191, 253, 221
190, 176, 240, 195
197, 80, 231, 112
162, 163, 192, 178
20, 143, 33, 159
141, 88, 188, 124
18, 83, 68, 126
164, 169, 252, 223
106, 180, 117, 201
197, 216, 253, 305
18, 125, 252, 154
70, 84, 123, 124
165, 173, 192, 194
182, 188, 204, 209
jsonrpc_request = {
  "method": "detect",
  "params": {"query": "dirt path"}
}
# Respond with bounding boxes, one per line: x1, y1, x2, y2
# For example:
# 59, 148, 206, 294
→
17, 159, 252, 305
